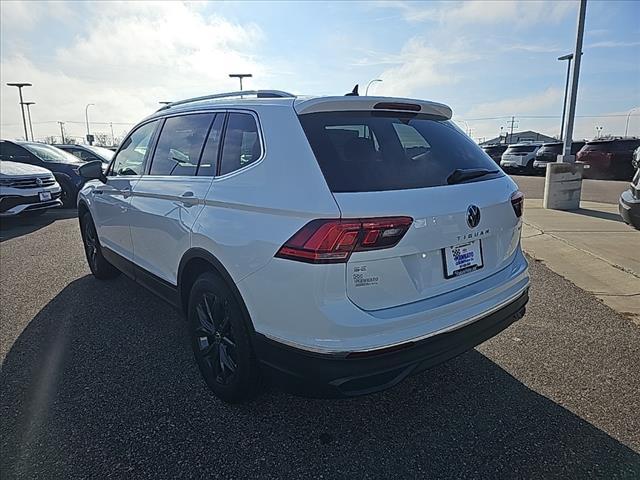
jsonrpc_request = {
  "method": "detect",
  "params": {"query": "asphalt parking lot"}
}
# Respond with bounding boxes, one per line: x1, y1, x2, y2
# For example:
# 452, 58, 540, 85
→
1, 204, 639, 479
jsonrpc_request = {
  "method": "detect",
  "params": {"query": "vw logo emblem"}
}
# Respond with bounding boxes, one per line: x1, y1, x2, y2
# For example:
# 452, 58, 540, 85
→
36, 178, 43, 187
466, 205, 481, 228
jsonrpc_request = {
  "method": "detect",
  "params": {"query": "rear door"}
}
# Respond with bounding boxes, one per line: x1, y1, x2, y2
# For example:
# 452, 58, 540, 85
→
128, 112, 222, 284
298, 111, 522, 311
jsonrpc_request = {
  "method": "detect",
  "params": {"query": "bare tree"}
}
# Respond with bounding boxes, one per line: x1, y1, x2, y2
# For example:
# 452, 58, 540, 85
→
93, 133, 111, 146
43, 136, 57, 145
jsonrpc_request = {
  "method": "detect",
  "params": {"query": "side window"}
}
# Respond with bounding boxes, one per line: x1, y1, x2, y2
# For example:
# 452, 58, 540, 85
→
197, 114, 225, 176
0, 142, 33, 163
149, 114, 214, 176
219, 113, 262, 176
110, 121, 158, 176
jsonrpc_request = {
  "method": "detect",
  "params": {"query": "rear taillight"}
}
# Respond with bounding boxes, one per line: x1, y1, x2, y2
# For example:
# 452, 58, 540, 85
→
511, 191, 524, 218
275, 217, 413, 264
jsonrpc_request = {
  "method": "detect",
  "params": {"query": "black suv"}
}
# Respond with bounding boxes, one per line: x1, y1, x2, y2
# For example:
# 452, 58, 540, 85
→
533, 141, 585, 173
0, 140, 86, 207
481, 144, 508, 164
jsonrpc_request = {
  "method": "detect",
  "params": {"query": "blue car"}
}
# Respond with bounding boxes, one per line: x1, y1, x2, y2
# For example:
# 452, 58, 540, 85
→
0, 140, 86, 208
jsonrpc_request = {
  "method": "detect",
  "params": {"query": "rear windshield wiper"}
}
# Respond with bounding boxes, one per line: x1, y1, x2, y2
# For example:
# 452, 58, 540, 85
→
447, 168, 499, 185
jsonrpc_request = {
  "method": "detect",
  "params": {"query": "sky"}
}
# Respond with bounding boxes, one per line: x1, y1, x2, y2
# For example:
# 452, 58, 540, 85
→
1, 0, 639, 144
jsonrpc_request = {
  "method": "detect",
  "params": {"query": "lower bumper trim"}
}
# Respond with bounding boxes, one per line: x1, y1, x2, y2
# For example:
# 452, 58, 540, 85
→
253, 289, 529, 398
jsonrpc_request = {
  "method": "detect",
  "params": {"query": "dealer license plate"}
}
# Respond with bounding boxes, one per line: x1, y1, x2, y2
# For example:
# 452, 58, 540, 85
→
443, 240, 484, 279
39, 191, 52, 201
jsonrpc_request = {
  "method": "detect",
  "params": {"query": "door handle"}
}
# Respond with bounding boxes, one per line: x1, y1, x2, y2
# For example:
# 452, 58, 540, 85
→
181, 191, 195, 198
179, 191, 197, 207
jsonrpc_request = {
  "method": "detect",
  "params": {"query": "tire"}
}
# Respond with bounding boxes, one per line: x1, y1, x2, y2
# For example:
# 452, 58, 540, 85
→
80, 212, 120, 279
58, 177, 77, 209
188, 272, 260, 403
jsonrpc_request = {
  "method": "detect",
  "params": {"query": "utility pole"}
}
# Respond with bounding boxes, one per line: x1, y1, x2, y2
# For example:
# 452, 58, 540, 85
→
110, 122, 115, 146
507, 116, 518, 144
23, 101, 35, 141
58, 121, 66, 144
6, 82, 32, 140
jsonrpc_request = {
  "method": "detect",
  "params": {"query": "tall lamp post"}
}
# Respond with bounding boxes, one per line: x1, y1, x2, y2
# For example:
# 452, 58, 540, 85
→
543, 0, 587, 211
625, 106, 639, 137
85, 103, 95, 145
23, 101, 35, 141
6, 82, 32, 140
229, 73, 252, 91
365, 79, 382, 96
557, 53, 574, 141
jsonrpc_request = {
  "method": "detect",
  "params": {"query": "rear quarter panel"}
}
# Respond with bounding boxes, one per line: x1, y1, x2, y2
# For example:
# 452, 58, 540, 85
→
191, 105, 341, 283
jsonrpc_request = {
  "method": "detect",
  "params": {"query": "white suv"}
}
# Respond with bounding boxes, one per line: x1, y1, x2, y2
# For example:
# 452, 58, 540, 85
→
500, 143, 542, 174
0, 161, 62, 216
77, 90, 529, 402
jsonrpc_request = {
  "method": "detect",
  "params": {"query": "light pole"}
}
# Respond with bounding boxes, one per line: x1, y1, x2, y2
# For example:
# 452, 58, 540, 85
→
85, 103, 95, 145
229, 73, 252, 91
58, 121, 66, 144
625, 106, 639, 137
557, 53, 574, 141
365, 79, 382, 96
6, 82, 32, 140
23, 101, 35, 141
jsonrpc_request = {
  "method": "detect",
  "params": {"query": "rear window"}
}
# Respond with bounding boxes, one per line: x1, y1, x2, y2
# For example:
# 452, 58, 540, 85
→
298, 111, 501, 192
482, 145, 506, 155
505, 145, 537, 154
538, 143, 562, 154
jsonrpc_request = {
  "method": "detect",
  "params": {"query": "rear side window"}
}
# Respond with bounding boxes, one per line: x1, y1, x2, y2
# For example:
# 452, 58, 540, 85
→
298, 111, 501, 192
219, 113, 262, 176
150, 114, 214, 176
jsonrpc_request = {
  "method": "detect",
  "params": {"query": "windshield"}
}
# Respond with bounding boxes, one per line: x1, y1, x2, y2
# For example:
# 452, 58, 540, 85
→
85, 146, 115, 161
299, 111, 502, 192
22, 143, 81, 163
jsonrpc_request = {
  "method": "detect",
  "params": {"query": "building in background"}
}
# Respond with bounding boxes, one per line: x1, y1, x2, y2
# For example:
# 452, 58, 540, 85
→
480, 130, 557, 146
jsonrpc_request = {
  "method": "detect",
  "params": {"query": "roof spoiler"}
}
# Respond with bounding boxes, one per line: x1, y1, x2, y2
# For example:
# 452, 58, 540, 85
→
294, 96, 452, 119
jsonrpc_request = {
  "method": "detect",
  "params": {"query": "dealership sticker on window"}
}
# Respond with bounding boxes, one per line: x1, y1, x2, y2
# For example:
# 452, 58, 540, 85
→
353, 265, 379, 287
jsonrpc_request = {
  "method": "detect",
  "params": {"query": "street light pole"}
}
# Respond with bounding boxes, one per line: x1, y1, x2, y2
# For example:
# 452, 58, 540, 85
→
557, 53, 574, 141
58, 121, 66, 144
625, 106, 639, 137
23, 102, 35, 141
6, 82, 32, 140
229, 73, 252, 91
365, 79, 382, 96
560, 0, 587, 160
85, 103, 95, 145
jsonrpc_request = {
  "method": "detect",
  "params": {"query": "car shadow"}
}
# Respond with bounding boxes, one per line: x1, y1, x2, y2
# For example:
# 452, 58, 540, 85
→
1, 275, 639, 479
571, 208, 624, 223
0, 208, 77, 243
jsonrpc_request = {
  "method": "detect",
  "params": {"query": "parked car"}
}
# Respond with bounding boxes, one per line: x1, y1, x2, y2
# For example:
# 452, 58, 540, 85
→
77, 90, 529, 402
0, 140, 86, 207
577, 138, 640, 180
618, 146, 640, 229
55, 144, 114, 166
500, 143, 542, 174
481, 144, 508, 165
0, 161, 62, 216
533, 141, 585, 173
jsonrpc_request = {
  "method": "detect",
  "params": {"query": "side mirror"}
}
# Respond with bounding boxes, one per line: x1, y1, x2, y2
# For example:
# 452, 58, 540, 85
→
78, 160, 107, 183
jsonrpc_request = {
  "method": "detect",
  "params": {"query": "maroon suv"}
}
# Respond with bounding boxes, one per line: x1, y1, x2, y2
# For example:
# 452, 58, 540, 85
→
577, 139, 640, 180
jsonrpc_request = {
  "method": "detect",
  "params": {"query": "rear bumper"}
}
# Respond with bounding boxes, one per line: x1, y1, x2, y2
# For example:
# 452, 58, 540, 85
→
254, 289, 529, 397
619, 188, 640, 229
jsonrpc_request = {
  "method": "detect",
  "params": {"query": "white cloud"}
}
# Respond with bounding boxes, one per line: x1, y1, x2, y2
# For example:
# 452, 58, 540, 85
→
1, 1, 273, 141
368, 37, 479, 97
465, 87, 564, 119
374, 0, 576, 27
588, 40, 640, 48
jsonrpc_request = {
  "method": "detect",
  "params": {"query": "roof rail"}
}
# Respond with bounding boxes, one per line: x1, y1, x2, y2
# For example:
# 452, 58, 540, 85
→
156, 90, 296, 112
